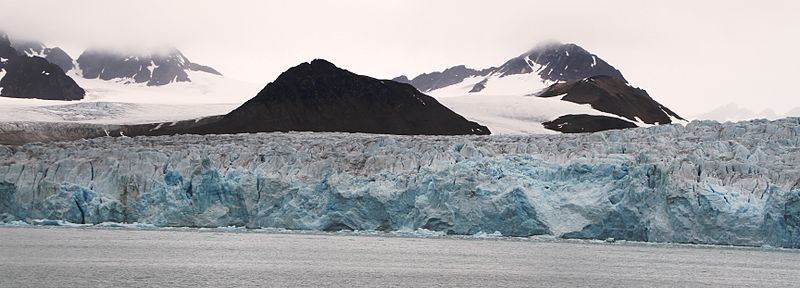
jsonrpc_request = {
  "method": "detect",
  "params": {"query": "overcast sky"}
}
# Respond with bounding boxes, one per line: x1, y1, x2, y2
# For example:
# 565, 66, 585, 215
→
2, 0, 798, 116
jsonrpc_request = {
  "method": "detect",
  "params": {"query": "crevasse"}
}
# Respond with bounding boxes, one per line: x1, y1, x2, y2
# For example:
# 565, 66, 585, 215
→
1, 118, 799, 248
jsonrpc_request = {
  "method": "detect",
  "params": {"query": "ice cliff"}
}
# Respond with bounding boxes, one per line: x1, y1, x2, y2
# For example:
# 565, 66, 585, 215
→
1, 118, 799, 248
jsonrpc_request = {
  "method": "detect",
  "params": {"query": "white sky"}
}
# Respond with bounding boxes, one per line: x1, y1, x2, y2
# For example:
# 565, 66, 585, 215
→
2, 0, 798, 116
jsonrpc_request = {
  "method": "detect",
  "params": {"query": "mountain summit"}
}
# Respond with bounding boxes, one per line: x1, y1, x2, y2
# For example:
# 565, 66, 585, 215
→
394, 42, 683, 134
0, 32, 85, 100
493, 42, 625, 83
191, 59, 490, 135
394, 42, 624, 95
77, 47, 222, 86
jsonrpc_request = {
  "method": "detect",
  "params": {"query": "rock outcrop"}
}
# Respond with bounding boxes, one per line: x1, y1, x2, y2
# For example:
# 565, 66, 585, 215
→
0, 33, 85, 100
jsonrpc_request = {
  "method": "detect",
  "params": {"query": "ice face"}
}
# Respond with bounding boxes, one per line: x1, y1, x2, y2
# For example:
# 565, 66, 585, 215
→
1, 118, 799, 247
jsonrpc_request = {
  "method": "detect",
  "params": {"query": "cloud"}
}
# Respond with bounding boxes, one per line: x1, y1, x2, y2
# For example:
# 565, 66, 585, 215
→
1, 0, 798, 116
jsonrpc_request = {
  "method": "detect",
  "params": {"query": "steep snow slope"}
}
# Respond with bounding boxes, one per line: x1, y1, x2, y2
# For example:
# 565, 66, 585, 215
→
0, 71, 260, 124
1, 118, 798, 248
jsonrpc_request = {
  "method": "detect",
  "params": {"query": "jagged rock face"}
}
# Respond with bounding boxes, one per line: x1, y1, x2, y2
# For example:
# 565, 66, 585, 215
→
1, 118, 799, 247
398, 42, 626, 94
0, 34, 84, 101
495, 43, 626, 82
393, 65, 495, 93
76, 48, 222, 86
10, 40, 75, 72
537, 75, 683, 127
0, 34, 17, 60
0, 56, 85, 100
196, 59, 490, 135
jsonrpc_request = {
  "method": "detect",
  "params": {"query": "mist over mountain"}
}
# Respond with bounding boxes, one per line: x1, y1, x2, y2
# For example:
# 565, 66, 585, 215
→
77, 47, 222, 86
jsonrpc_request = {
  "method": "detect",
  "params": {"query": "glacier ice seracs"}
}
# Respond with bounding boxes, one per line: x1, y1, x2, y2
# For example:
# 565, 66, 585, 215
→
1, 118, 799, 248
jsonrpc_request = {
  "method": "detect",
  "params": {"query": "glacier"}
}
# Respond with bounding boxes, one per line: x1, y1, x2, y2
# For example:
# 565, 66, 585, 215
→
1, 118, 799, 248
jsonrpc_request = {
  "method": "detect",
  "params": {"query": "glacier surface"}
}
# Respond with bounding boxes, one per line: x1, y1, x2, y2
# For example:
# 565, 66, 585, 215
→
1, 118, 799, 248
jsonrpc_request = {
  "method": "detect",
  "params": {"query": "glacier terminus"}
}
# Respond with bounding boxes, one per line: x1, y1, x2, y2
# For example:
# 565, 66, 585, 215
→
1, 118, 799, 248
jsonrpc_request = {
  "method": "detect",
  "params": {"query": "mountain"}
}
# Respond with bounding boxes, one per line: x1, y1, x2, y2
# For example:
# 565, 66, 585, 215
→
392, 65, 496, 93
0, 34, 259, 125
0, 33, 85, 101
396, 42, 681, 134
0, 59, 490, 144
535, 76, 684, 133
693, 103, 797, 122
493, 42, 625, 83
76, 47, 222, 86
191, 59, 489, 135
397, 42, 625, 96
10, 40, 75, 72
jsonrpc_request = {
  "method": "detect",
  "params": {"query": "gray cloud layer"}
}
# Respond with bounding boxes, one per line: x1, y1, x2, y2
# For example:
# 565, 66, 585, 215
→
2, 0, 798, 116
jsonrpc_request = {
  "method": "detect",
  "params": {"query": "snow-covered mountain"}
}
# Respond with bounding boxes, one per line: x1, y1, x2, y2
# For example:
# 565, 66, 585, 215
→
395, 42, 625, 96
694, 102, 799, 122
0, 69, 261, 125
0, 33, 260, 124
9, 39, 75, 73
396, 42, 682, 134
77, 47, 222, 86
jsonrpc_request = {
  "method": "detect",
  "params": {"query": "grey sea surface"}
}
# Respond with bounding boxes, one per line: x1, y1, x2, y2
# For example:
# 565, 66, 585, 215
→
0, 226, 798, 287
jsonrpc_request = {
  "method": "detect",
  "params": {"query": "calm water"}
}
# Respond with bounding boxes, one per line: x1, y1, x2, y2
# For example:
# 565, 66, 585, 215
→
1, 227, 798, 287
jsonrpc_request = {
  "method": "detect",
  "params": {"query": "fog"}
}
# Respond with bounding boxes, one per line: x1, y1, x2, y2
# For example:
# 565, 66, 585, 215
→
2, 0, 798, 116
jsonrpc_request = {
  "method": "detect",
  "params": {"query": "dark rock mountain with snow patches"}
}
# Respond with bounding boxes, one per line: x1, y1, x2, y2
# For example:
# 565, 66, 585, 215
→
492, 42, 625, 83
392, 65, 496, 93
10, 40, 76, 73
396, 42, 683, 134
76, 48, 222, 86
5, 59, 491, 143
536, 76, 684, 133
395, 42, 625, 94
188, 59, 489, 135
0, 33, 85, 101
537, 76, 683, 124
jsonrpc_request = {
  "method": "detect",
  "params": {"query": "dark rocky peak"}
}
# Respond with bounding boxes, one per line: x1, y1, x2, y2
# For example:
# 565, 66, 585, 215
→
494, 42, 626, 82
392, 75, 410, 83
537, 75, 683, 125
0, 32, 84, 100
77, 47, 222, 86
8, 39, 75, 73
0, 33, 18, 59
192, 59, 490, 135
10, 40, 47, 56
0, 56, 85, 101
392, 64, 495, 93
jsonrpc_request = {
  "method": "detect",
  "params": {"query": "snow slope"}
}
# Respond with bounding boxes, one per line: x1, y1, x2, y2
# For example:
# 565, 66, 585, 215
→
1, 118, 798, 248
0, 71, 260, 124
408, 43, 681, 135
428, 75, 656, 134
